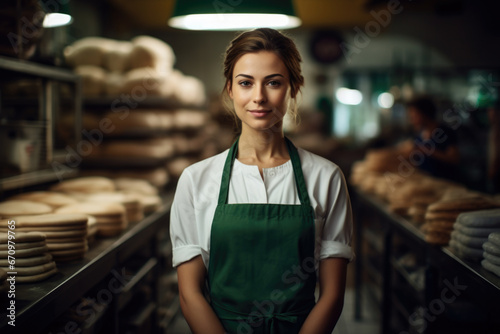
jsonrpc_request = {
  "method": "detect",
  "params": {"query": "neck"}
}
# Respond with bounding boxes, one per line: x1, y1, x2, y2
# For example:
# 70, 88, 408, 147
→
238, 125, 288, 162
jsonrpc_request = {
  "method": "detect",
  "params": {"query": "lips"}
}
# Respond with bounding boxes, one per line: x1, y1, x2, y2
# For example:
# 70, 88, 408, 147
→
248, 109, 272, 117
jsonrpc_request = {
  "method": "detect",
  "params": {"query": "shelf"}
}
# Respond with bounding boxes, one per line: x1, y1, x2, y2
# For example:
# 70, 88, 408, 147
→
391, 258, 425, 295
0, 192, 174, 334
117, 257, 158, 311
0, 168, 79, 192
0, 56, 79, 82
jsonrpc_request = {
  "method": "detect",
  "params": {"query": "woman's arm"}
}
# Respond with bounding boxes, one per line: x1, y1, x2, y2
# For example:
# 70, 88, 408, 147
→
299, 257, 348, 334
177, 255, 226, 334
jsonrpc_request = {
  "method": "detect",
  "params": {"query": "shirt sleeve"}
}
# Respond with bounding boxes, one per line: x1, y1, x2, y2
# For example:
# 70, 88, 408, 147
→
170, 169, 203, 267
319, 167, 355, 262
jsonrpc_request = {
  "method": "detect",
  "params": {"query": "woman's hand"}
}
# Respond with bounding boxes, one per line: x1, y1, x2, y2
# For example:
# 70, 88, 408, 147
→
299, 257, 348, 334
177, 256, 227, 334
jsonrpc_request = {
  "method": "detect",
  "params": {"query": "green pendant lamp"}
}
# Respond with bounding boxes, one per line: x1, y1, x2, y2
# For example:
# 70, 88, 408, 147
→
168, 0, 301, 31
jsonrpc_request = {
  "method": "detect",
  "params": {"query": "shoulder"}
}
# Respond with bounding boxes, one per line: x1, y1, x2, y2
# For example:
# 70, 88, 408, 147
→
179, 149, 228, 185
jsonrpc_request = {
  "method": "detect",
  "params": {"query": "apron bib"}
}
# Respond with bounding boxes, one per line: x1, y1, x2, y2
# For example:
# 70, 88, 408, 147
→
208, 137, 317, 334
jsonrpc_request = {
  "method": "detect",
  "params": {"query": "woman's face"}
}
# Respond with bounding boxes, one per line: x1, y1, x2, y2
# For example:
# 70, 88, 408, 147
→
228, 51, 291, 133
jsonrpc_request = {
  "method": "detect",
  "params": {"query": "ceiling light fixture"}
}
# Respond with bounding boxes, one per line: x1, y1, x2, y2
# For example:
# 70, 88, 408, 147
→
168, 0, 301, 31
41, 1, 73, 28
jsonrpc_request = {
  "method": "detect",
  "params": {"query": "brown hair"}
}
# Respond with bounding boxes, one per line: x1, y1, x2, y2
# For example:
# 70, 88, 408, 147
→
222, 28, 304, 127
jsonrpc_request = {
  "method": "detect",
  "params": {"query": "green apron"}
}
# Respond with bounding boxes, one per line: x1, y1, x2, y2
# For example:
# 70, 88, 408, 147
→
208, 137, 317, 334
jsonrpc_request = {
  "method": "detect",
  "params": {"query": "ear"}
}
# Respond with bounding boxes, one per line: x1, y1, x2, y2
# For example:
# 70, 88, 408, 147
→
227, 82, 233, 99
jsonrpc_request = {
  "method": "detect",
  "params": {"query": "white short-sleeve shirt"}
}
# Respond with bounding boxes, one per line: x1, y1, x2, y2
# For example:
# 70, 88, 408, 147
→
170, 147, 354, 270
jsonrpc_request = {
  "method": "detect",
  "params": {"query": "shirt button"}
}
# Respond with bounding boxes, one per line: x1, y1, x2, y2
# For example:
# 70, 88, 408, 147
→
269, 171, 275, 177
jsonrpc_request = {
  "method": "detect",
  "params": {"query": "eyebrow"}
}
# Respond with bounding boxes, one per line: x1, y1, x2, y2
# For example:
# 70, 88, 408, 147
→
235, 73, 285, 79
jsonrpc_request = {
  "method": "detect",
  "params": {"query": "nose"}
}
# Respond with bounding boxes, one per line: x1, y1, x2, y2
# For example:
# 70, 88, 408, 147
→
253, 84, 267, 104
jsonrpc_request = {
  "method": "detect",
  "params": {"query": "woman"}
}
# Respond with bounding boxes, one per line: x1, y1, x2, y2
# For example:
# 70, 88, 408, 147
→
170, 28, 353, 334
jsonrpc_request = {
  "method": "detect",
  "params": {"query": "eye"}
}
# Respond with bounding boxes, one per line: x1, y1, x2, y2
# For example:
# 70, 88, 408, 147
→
267, 80, 281, 87
238, 80, 252, 87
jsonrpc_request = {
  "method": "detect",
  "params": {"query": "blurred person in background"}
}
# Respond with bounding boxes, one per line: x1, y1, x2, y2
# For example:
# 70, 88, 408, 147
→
399, 95, 460, 181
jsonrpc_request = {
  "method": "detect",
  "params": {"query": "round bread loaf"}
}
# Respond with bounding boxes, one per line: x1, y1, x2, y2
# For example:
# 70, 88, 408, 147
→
488, 232, 500, 248
8, 192, 78, 208
450, 240, 483, 261
450, 230, 487, 248
457, 209, 500, 228
0, 232, 46, 243
51, 177, 116, 194
55, 202, 126, 217
0, 246, 48, 258
114, 178, 158, 196
483, 241, 500, 257
16, 267, 58, 283
454, 223, 499, 238
483, 252, 500, 266
0, 213, 88, 228
1, 261, 56, 276
0, 240, 46, 250
141, 195, 161, 213
0, 201, 52, 218
427, 196, 499, 213
0, 253, 52, 267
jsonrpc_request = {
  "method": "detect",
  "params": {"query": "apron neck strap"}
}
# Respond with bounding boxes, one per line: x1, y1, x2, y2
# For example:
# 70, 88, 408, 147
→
217, 137, 311, 207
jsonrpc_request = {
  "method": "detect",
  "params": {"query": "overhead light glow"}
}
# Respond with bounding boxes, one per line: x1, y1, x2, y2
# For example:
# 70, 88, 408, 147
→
43, 13, 73, 28
168, 13, 301, 31
336, 88, 363, 106
377, 92, 394, 108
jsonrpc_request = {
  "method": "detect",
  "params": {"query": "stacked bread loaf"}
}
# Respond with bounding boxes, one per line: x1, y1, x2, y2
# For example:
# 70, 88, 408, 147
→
449, 209, 500, 261
0, 214, 89, 262
0, 232, 57, 282
56, 203, 126, 237
113, 178, 162, 214
63, 36, 206, 106
422, 197, 500, 245
62, 35, 213, 185
482, 232, 500, 276
0, 200, 53, 218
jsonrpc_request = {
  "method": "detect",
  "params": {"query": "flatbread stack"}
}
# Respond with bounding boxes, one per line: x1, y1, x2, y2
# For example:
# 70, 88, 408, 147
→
0, 200, 53, 219
114, 178, 158, 196
87, 216, 98, 244
80, 167, 170, 188
85, 193, 144, 223
0, 214, 89, 262
387, 179, 438, 216
449, 209, 500, 261
482, 232, 500, 277
113, 178, 162, 214
8, 191, 78, 209
56, 203, 127, 237
422, 197, 500, 245
50, 176, 116, 194
0, 232, 58, 282
408, 197, 440, 225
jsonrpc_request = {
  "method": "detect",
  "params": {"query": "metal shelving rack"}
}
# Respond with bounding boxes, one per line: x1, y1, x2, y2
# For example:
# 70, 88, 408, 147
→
0, 55, 82, 194
352, 186, 500, 334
